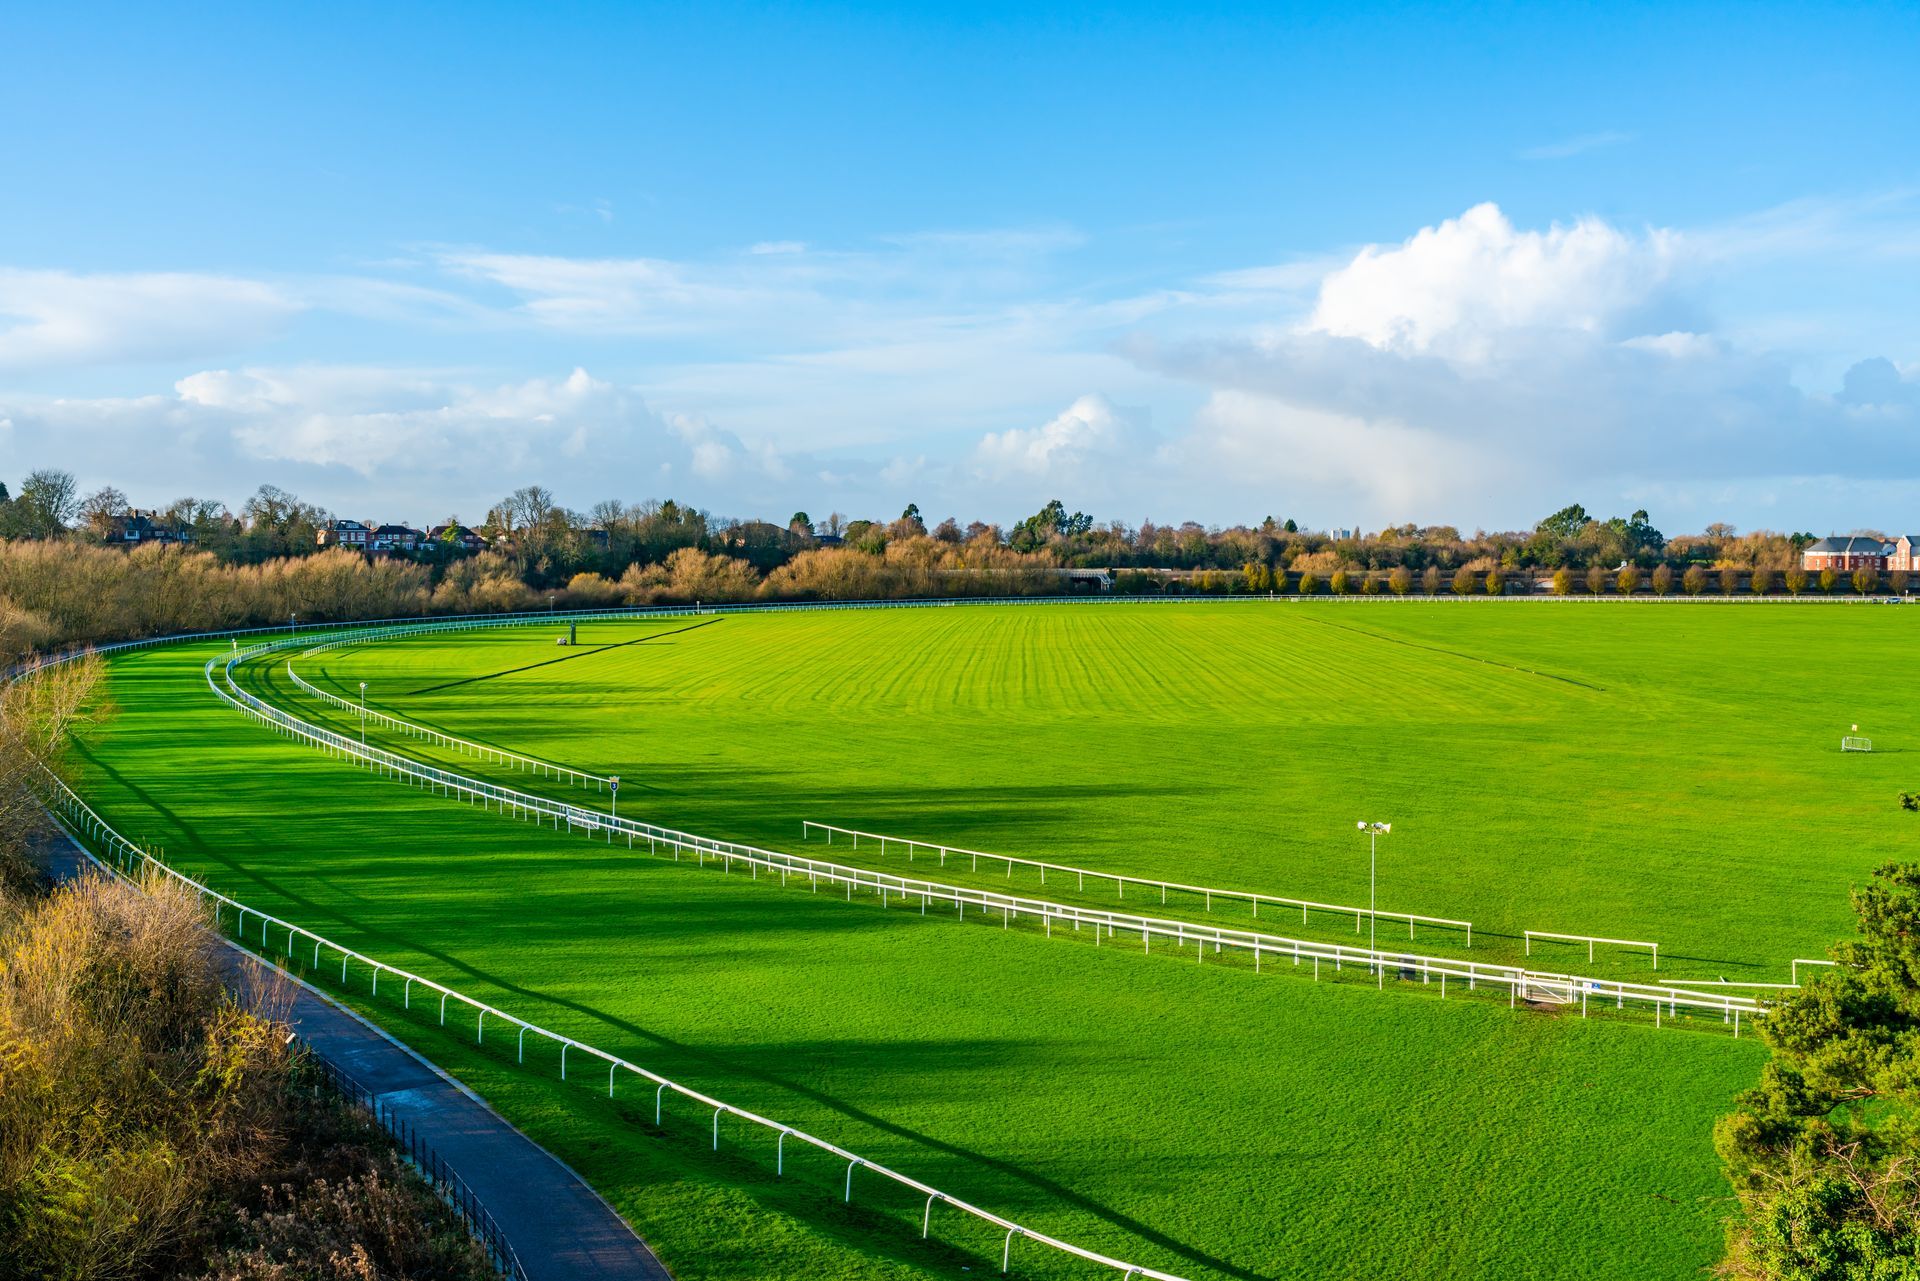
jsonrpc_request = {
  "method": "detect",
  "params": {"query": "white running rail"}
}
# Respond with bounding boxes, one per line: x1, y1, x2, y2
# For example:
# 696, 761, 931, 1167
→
1524, 931, 1659, 969
1792, 958, 1839, 984
34, 767, 1192, 1281
802, 820, 1473, 944
282, 660, 610, 790
207, 629, 1766, 1033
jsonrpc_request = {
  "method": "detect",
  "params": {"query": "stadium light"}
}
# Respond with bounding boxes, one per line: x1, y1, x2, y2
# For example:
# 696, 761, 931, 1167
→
1357, 821, 1392, 983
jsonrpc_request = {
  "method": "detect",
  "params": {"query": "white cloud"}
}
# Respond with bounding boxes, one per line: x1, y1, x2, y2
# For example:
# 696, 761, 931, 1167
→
0, 269, 298, 370
1127, 202, 1920, 528
975, 394, 1145, 481
0, 365, 800, 520
1306, 203, 1684, 359
1518, 131, 1634, 161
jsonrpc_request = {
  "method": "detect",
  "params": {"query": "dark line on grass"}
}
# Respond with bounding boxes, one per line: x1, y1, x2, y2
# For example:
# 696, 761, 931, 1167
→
1289, 613, 1607, 692
404, 619, 723, 696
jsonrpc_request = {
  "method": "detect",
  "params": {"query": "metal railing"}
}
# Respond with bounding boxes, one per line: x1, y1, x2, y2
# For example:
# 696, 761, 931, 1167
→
1524, 931, 1659, 969
283, 660, 609, 790
208, 629, 1768, 1031
38, 769, 1197, 1280
801, 821, 1473, 944
307, 1054, 528, 1280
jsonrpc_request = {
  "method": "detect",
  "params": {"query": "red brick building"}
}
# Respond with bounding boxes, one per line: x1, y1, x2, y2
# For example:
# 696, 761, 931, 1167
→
1801, 536, 1892, 573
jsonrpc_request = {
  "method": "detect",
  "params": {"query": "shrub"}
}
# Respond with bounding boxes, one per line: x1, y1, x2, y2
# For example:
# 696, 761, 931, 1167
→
1330, 569, 1350, 595
1297, 571, 1319, 596
1551, 568, 1573, 596
1820, 568, 1839, 594
1420, 567, 1442, 595
0, 872, 494, 1281
1651, 564, 1674, 596
1484, 569, 1504, 597
1388, 567, 1412, 596
1893, 570, 1911, 595
1749, 567, 1774, 596
1785, 568, 1809, 596
1450, 566, 1476, 596
1586, 565, 1608, 596
1684, 566, 1709, 595
1855, 566, 1880, 596
1241, 561, 1273, 593
1360, 573, 1382, 595
1617, 566, 1641, 596
1718, 567, 1741, 596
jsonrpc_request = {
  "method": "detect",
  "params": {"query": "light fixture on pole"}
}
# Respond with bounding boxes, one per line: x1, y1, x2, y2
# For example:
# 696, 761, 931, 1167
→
1357, 821, 1392, 984
609, 775, 619, 822
359, 681, 368, 744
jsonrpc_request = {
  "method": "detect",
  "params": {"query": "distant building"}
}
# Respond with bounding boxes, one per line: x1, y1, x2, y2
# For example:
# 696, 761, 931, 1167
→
427, 523, 488, 553
1801, 536, 1892, 573
317, 519, 371, 550
369, 523, 424, 552
1891, 536, 1920, 573
108, 510, 192, 545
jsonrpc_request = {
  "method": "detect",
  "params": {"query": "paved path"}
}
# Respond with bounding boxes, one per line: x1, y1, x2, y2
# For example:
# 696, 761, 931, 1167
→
38, 830, 673, 1281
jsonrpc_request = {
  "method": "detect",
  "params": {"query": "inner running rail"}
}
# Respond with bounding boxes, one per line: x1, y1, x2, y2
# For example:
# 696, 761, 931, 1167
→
283, 658, 609, 790
801, 820, 1473, 944
210, 631, 1766, 1030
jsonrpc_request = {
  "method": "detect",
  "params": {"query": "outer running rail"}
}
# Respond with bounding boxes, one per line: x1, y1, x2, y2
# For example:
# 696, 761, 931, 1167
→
36, 767, 1192, 1281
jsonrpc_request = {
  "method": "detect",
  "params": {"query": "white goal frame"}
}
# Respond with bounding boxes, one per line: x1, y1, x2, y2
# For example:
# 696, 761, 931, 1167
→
1842, 736, 1873, 753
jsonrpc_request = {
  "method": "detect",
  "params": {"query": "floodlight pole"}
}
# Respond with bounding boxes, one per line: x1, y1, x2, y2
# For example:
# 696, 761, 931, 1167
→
1357, 821, 1392, 981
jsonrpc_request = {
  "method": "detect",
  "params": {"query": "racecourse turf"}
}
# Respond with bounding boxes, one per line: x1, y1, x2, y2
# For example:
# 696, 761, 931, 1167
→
66, 599, 1917, 1280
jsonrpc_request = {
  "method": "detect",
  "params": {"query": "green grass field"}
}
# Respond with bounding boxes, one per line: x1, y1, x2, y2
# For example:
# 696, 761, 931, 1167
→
68, 600, 1917, 1279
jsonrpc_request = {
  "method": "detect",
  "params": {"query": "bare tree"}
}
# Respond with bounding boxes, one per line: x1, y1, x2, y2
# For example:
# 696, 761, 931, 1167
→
79, 486, 130, 538
16, 469, 80, 536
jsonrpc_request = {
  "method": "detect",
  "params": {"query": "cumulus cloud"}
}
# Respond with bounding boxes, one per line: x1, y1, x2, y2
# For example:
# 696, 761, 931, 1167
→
974, 394, 1147, 480
1307, 202, 1685, 358
1129, 202, 1920, 525
0, 269, 298, 370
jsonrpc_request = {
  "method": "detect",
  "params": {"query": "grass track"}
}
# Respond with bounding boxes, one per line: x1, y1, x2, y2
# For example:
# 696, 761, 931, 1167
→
71, 600, 1908, 1279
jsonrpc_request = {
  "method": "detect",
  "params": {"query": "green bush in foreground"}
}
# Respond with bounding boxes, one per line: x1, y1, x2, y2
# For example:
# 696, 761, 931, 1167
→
1717, 863, 1920, 1279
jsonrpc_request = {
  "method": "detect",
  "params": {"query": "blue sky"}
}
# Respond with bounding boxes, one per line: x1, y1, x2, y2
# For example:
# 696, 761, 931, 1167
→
3, 1, 1918, 534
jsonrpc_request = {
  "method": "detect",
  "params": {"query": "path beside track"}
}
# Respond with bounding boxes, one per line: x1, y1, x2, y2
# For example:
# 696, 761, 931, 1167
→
36, 827, 674, 1281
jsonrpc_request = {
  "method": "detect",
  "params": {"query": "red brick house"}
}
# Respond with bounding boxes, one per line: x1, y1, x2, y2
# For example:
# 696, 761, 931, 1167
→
1801, 536, 1891, 573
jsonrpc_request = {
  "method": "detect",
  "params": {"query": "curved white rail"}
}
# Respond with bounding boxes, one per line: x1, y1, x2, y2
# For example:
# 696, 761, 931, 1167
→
212, 629, 1766, 1029
283, 660, 609, 790
802, 821, 1473, 944
37, 767, 1192, 1281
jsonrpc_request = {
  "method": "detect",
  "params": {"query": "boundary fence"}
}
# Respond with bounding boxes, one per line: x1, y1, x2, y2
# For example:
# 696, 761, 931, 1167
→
308, 1054, 528, 1280
801, 821, 1473, 944
36, 767, 1193, 1281
209, 628, 1767, 1034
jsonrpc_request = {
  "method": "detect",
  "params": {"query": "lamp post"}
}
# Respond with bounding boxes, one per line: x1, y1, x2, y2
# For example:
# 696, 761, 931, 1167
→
359, 682, 368, 744
1357, 821, 1391, 983
290, 611, 297, 636
609, 775, 619, 822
